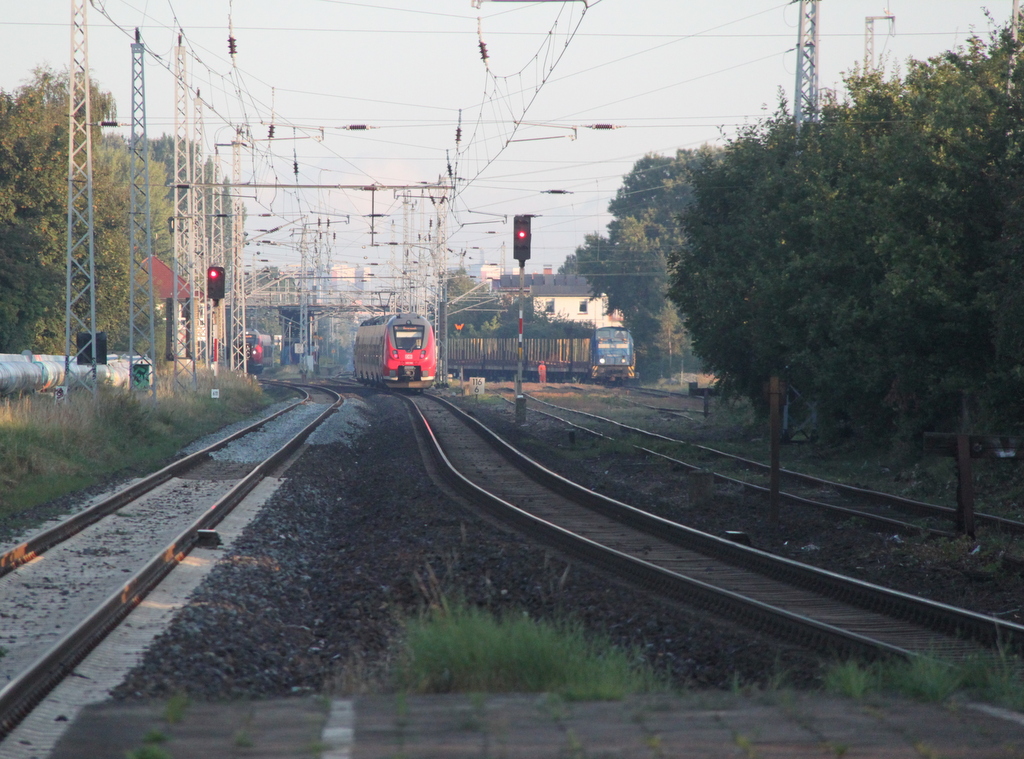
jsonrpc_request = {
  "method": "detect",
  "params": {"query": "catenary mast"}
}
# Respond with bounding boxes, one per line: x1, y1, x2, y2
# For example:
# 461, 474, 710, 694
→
128, 29, 158, 402
64, 0, 99, 396
793, 0, 820, 131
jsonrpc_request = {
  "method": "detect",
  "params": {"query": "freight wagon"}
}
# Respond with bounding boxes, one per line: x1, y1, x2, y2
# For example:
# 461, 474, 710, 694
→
447, 337, 591, 382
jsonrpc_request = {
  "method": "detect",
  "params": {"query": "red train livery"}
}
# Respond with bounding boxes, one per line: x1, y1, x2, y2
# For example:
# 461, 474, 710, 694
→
354, 313, 436, 390
244, 331, 273, 375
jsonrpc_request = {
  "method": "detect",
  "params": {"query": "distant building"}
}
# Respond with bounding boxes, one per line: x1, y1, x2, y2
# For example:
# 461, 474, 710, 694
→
491, 267, 622, 328
479, 263, 503, 282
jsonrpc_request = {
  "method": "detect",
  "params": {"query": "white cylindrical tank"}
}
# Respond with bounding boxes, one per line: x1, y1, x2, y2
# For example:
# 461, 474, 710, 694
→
0, 354, 132, 396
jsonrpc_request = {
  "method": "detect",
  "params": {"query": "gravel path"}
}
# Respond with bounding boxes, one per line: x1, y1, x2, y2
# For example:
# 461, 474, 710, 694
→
112, 392, 822, 702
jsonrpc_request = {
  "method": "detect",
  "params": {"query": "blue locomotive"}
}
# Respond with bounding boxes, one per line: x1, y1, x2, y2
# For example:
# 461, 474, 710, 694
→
589, 326, 635, 383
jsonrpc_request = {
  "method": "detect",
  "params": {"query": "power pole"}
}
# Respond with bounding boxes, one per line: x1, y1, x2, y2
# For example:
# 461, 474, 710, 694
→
64, 0, 99, 397
793, 0, 820, 131
210, 158, 225, 371
864, 12, 895, 71
229, 127, 248, 373
433, 191, 449, 386
171, 37, 197, 391
193, 91, 208, 367
1010, 0, 1021, 95
128, 29, 157, 403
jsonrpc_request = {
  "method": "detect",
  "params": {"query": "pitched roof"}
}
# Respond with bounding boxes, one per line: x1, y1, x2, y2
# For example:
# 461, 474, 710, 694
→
493, 273, 595, 297
144, 256, 192, 300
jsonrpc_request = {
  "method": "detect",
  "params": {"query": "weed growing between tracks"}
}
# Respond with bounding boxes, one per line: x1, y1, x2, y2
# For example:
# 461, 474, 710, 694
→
0, 370, 268, 520
825, 650, 1024, 710
393, 599, 665, 700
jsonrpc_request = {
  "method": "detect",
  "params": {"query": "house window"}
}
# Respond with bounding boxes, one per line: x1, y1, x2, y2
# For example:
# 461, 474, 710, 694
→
578, 300, 589, 314
545, 299, 555, 314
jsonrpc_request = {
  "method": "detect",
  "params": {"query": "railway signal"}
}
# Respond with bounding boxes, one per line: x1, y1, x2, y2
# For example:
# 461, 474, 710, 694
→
513, 215, 531, 263
207, 266, 226, 302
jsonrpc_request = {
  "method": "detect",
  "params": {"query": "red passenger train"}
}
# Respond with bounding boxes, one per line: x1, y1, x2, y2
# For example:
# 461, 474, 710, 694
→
354, 313, 436, 390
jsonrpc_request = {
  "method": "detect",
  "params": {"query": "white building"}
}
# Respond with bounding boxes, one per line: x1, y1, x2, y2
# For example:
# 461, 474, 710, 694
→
491, 268, 622, 329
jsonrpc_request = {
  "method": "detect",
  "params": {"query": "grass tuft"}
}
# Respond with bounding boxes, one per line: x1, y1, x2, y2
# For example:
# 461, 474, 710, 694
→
824, 651, 1024, 710
824, 660, 878, 700
125, 746, 172, 759
393, 601, 662, 700
0, 369, 269, 518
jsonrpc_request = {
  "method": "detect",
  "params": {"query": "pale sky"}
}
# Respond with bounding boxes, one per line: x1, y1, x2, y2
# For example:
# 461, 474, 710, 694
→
0, 1, 1012, 279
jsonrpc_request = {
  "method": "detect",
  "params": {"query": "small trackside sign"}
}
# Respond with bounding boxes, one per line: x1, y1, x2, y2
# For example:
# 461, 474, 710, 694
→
466, 377, 485, 396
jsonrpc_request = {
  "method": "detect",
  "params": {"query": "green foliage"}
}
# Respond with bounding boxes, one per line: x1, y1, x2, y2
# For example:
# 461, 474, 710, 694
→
575, 150, 706, 377
125, 746, 172, 759
824, 660, 879, 699
450, 296, 592, 340
0, 71, 185, 355
0, 68, 84, 353
824, 650, 1024, 710
0, 370, 268, 517
672, 29, 1024, 438
394, 601, 662, 700
163, 692, 189, 724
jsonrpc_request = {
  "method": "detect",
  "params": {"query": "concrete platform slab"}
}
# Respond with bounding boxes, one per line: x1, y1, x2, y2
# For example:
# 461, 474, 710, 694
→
48, 691, 1024, 759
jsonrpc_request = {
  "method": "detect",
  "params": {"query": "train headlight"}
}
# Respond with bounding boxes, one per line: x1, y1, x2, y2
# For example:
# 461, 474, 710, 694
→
391, 350, 398, 359
420, 350, 427, 359
598, 358, 606, 364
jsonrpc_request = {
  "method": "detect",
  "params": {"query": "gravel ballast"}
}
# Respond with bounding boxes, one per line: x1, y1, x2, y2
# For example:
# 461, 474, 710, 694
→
113, 392, 823, 701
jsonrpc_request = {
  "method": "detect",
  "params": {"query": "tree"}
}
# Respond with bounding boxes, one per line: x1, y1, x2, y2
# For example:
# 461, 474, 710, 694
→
671, 28, 1024, 438
574, 150, 705, 377
0, 68, 116, 353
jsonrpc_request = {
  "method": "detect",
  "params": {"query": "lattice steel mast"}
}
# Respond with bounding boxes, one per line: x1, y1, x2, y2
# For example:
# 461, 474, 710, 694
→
793, 0, 820, 131
229, 127, 248, 372
64, 0, 98, 395
128, 29, 157, 402
432, 191, 449, 386
864, 12, 895, 71
210, 159, 226, 369
193, 91, 208, 366
171, 37, 197, 390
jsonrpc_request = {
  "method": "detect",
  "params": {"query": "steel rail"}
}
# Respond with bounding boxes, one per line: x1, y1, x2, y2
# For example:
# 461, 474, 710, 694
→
0, 387, 342, 740
519, 391, 1024, 536
408, 393, 1024, 661
0, 387, 311, 579
503, 397, 953, 538
405, 397, 910, 660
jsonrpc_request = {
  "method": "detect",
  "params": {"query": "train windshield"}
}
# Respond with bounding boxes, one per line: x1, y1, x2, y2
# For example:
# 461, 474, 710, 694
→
392, 324, 425, 350
596, 330, 630, 350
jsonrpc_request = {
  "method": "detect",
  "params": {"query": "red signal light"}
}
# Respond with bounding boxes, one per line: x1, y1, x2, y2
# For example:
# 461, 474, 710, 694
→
513, 215, 531, 263
207, 265, 226, 300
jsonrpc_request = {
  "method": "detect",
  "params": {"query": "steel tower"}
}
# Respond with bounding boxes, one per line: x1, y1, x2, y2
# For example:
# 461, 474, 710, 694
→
128, 30, 157, 403
64, 0, 98, 395
794, 0, 820, 130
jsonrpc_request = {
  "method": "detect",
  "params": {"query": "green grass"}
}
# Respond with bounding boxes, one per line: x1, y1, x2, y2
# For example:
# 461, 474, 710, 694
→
163, 692, 190, 724
824, 651, 1024, 710
125, 747, 172, 759
393, 601, 663, 700
0, 369, 272, 519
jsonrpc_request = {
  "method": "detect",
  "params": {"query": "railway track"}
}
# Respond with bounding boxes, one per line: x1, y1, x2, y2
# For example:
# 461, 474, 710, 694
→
512, 390, 1024, 539
405, 392, 1024, 662
0, 382, 341, 741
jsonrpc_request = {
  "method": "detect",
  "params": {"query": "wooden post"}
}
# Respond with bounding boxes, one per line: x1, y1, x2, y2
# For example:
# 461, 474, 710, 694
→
955, 434, 977, 538
922, 432, 1023, 536
769, 376, 782, 525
